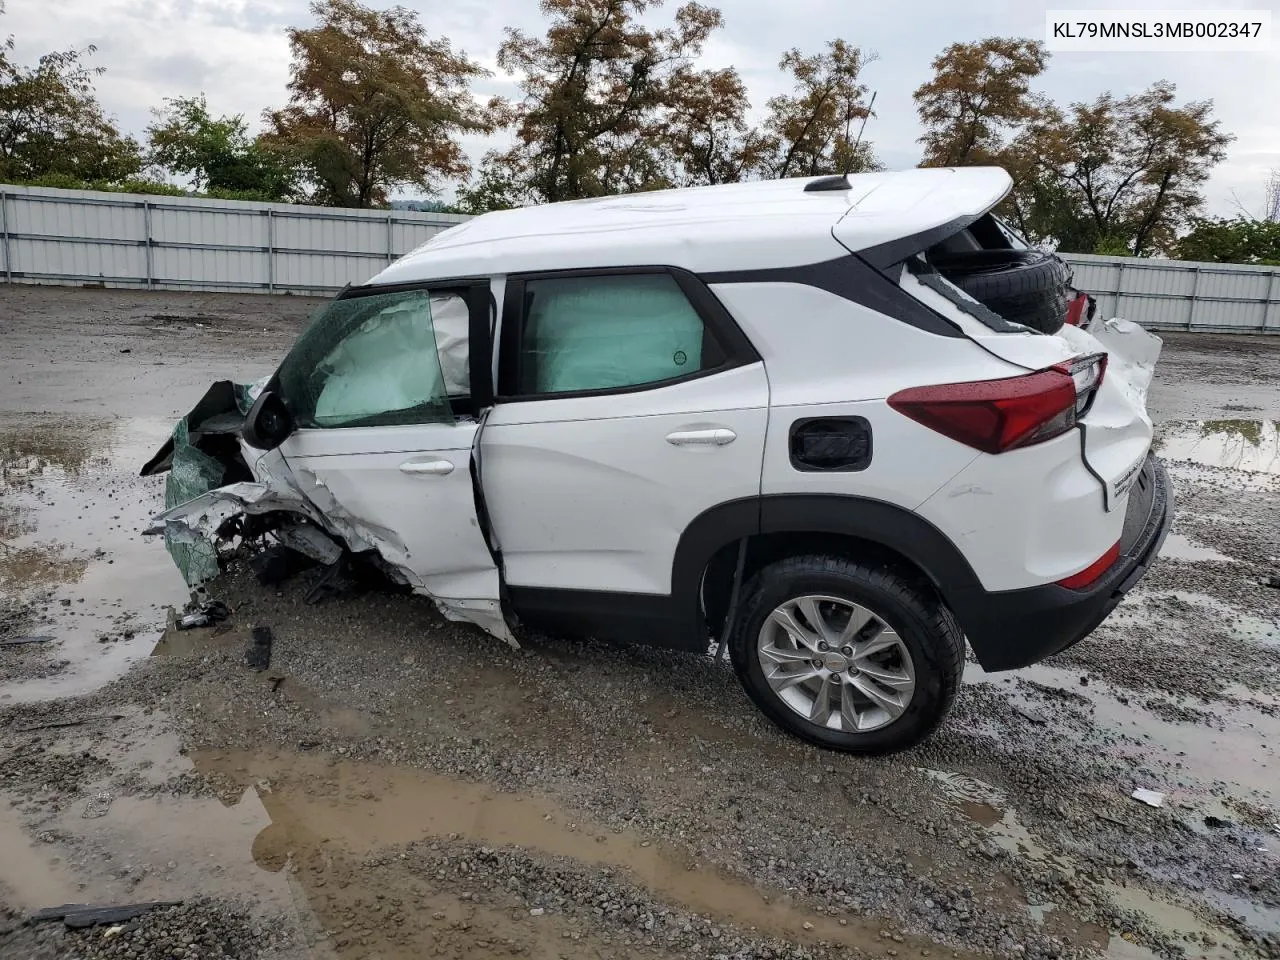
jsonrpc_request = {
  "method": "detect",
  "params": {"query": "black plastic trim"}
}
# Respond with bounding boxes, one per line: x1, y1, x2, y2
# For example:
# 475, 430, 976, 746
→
907, 259, 1025, 334
508, 587, 687, 649
857, 214, 984, 271
701, 255, 964, 339
496, 265, 761, 401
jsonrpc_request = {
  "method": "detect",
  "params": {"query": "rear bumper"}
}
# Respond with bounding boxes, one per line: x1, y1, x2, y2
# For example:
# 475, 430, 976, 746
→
953, 454, 1173, 671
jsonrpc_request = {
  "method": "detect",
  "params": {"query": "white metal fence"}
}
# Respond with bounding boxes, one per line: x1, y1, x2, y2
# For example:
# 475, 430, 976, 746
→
0, 184, 468, 296
1060, 252, 1279, 334
2, 183, 1278, 333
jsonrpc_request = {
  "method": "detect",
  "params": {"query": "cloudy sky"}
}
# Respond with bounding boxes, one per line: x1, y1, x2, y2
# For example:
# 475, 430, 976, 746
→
4, 0, 1277, 214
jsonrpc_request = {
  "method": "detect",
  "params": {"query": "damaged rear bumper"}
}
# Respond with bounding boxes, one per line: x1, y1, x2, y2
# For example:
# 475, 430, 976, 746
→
954, 453, 1173, 671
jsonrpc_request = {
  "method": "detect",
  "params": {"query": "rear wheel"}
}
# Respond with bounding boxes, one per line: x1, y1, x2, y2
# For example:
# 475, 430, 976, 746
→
728, 555, 963, 754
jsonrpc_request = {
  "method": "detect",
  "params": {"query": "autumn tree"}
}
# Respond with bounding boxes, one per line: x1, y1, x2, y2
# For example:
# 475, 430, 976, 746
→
0, 12, 141, 184
758, 40, 880, 178
148, 95, 297, 201
264, 0, 495, 208
661, 66, 765, 186
493, 0, 724, 203
914, 37, 1048, 167
1007, 82, 1232, 256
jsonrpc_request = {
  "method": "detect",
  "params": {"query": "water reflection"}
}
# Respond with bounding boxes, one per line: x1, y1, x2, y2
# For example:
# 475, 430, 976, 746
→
1154, 419, 1279, 474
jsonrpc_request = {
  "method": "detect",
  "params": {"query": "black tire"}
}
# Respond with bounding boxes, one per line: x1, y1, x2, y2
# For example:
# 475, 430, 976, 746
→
932, 249, 1072, 335
727, 555, 963, 755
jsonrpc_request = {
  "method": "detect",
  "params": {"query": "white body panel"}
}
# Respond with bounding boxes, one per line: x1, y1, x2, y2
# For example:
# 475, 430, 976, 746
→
279, 423, 500, 603
480, 364, 770, 594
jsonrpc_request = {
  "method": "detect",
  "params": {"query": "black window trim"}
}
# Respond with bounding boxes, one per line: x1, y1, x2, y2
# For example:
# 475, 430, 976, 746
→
495, 264, 761, 403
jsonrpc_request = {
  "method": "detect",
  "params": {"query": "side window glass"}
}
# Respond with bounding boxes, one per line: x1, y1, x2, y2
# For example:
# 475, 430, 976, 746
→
278, 289, 453, 429
518, 273, 725, 395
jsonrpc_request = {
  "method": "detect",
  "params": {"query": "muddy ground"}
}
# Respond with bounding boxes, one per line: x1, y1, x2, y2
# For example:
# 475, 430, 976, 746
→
1, 284, 1279, 960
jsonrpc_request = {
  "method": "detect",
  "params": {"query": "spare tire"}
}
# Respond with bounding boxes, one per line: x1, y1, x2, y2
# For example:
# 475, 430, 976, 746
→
929, 249, 1071, 335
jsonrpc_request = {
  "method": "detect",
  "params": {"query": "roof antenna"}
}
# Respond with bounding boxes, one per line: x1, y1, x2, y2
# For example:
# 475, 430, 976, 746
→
848, 90, 877, 175
804, 89, 876, 193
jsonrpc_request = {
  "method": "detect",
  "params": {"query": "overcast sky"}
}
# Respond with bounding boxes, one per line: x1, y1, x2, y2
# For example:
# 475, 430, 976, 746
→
4, 0, 1277, 215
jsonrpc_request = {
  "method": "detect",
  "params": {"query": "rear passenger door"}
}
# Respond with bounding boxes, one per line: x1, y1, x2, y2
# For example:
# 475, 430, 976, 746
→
480, 267, 768, 615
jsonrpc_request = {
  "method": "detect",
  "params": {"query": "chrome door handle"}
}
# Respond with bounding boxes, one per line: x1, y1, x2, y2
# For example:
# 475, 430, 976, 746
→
665, 428, 736, 447
399, 459, 455, 476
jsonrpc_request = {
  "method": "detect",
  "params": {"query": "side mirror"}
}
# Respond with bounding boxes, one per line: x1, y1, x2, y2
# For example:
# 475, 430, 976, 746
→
242, 390, 294, 450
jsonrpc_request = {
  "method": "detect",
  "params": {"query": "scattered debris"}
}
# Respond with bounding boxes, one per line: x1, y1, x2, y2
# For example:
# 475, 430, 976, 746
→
82, 792, 113, 819
177, 598, 230, 630
1204, 815, 1230, 829
30, 901, 183, 929
1011, 705, 1047, 725
0, 636, 55, 647
16, 714, 125, 733
245, 626, 273, 672
1131, 788, 1165, 808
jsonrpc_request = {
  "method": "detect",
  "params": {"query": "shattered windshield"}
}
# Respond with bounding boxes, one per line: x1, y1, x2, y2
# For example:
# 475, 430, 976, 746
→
277, 289, 454, 429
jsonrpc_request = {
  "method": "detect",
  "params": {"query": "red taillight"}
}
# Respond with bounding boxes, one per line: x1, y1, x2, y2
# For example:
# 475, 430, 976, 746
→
887, 354, 1107, 455
1057, 541, 1120, 589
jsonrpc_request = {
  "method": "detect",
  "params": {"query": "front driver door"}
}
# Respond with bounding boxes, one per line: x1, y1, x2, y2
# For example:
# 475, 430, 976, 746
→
272, 280, 507, 638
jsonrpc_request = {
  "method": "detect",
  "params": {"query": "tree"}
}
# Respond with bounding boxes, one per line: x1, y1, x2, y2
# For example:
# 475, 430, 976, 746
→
493, 0, 724, 203
1006, 82, 1232, 256
264, 0, 495, 208
0, 21, 141, 184
451, 156, 525, 213
147, 95, 297, 201
914, 38, 1048, 167
1176, 217, 1280, 265
661, 66, 765, 186
757, 40, 880, 179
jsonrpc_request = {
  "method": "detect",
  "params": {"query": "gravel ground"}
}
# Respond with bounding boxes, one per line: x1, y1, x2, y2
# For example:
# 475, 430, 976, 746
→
2, 286, 1280, 960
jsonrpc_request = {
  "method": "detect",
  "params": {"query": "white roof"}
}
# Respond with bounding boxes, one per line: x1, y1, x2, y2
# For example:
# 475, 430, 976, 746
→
372, 167, 1012, 284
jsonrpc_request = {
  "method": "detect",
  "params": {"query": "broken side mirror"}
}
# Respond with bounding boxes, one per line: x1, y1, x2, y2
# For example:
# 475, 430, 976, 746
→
242, 390, 294, 450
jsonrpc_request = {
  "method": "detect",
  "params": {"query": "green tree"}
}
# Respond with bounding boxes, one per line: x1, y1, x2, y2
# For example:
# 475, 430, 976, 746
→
451, 156, 525, 213
0, 17, 141, 184
264, 0, 496, 208
1007, 82, 1232, 256
914, 37, 1049, 167
1176, 217, 1280, 265
758, 40, 880, 178
494, 0, 724, 203
147, 95, 298, 201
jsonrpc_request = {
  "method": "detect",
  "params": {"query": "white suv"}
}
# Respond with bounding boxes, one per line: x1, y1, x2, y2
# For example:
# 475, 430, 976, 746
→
148, 168, 1173, 754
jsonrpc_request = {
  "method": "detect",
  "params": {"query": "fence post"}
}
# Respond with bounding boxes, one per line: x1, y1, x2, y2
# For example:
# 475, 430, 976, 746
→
1265, 269, 1279, 332
143, 200, 154, 289
266, 209, 275, 293
386, 215, 394, 265
1186, 265, 1201, 331
0, 188, 10, 283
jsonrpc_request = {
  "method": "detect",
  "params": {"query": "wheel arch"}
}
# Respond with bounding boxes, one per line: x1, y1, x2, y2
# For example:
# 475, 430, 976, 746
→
673, 495, 983, 643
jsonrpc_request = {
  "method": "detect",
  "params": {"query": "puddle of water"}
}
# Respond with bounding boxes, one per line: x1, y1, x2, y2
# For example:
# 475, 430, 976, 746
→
0, 415, 188, 703
1104, 882, 1240, 960
193, 748, 961, 957
968, 662, 1280, 804
1155, 419, 1280, 474
0, 803, 80, 909
1159, 532, 1235, 564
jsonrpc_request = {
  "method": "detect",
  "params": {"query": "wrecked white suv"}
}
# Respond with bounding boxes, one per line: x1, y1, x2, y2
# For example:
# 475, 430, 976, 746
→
145, 168, 1172, 754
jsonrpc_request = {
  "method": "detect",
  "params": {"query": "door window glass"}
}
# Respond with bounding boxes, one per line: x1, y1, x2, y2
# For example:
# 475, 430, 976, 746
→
278, 289, 454, 429
518, 274, 724, 395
